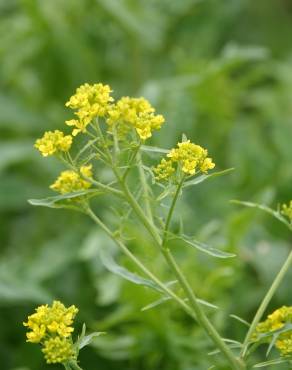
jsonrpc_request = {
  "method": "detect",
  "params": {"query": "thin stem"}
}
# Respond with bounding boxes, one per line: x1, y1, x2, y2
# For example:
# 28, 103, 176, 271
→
85, 206, 197, 321
122, 143, 141, 181
159, 179, 244, 370
162, 176, 184, 245
137, 151, 154, 224
241, 249, 292, 358
113, 173, 244, 369
83, 176, 124, 198
68, 361, 83, 370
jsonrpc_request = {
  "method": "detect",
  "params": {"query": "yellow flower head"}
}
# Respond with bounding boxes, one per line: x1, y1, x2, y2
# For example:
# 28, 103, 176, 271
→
50, 165, 93, 194
254, 306, 292, 357
23, 300, 79, 343
281, 201, 292, 222
153, 159, 175, 181
154, 140, 215, 181
66, 83, 113, 135
35, 130, 72, 157
107, 97, 165, 140
42, 336, 76, 364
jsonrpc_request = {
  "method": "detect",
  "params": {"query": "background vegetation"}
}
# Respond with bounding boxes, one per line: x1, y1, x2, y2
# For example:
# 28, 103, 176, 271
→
1, 0, 292, 369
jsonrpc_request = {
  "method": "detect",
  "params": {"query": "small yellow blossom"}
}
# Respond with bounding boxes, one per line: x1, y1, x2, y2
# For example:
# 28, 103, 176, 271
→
35, 130, 72, 157
153, 140, 215, 181
66, 83, 113, 135
153, 159, 175, 181
42, 336, 76, 364
254, 306, 292, 357
107, 97, 165, 140
24, 301, 79, 365
50, 165, 93, 194
23, 301, 78, 343
281, 201, 292, 222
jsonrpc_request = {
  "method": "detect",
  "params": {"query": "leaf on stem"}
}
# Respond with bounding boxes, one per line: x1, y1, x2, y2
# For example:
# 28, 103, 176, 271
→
28, 190, 102, 209
171, 234, 236, 259
99, 247, 165, 293
183, 168, 234, 188
253, 357, 292, 368
231, 200, 292, 230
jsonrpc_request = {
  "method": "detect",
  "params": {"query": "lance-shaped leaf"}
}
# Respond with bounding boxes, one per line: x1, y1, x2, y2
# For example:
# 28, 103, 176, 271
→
231, 200, 292, 230
170, 234, 236, 259
99, 247, 164, 293
183, 168, 234, 188
253, 357, 292, 368
28, 189, 102, 209
141, 145, 169, 154
142, 295, 219, 312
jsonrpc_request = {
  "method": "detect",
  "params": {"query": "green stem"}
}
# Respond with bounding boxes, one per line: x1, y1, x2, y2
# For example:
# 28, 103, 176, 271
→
137, 151, 154, 224
241, 249, 292, 358
162, 177, 184, 245
68, 361, 83, 370
84, 176, 124, 198
113, 173, 244, 369
159, 179, 244, 370
85, 206, 197, 321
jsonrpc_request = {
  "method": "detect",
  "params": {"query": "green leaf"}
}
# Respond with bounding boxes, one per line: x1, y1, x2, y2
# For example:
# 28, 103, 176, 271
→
141, 145, 169, 154
183, 168, 234, 188
229, 314, 250, 327
28, 190, 102, 209
99, 248, 164, 293
141, 295, 219, 312
231, 200, 292, 230
78, 331, 106, 350
172, 234, 236, 259
253, 358, 292, 368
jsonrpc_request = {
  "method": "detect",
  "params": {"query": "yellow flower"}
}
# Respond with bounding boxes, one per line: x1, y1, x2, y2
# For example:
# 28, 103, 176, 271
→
153, 159, 175, 181
23, 301, 78, 344
107, 97, 164, 140
254, 306, 292, 357
281, 201, 292, 222
50, 165, 93, 194
42, 336, 76, 364
153, 140, 215, 181
35, 130, 72, 157
66, 83, 113, 135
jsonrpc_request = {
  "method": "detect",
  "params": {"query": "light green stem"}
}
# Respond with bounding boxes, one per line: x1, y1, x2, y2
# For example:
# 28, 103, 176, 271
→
113, 173, 244, 370
137, 151, 154, 224
241, 249, 292, 358
85, 206, 197, 321
68, 361, 83, 370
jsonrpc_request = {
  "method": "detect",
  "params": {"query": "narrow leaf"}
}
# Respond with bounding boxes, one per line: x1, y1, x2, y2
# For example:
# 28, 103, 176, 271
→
141, 145, 169, 154
231, 200, 291, 230
99, 249, 163, 293
173, 234, 236, 259
78, 332, 106, 350
253, 358, 292, 368
28, 190, 102, 208
229, 314, 250, 327
183, 168, 234, 188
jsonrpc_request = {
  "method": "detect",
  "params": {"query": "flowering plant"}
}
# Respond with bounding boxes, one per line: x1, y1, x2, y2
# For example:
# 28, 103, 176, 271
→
28, 82, 292, 369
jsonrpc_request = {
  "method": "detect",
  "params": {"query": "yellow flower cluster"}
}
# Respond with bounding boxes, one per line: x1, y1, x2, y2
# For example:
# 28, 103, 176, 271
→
50, 164, 93, 194
154, 140, 215, 180
107, 97, 165, 140
42, 336, 76, 364
65, 83, 113, 136
255, 306, 292, 356
35, 130, 72, 157
23, 301, 78, 364
281, 201, 292, 222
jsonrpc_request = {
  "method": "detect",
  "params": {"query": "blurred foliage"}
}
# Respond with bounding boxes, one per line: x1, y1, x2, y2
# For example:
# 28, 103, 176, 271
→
1, 0, 292, 369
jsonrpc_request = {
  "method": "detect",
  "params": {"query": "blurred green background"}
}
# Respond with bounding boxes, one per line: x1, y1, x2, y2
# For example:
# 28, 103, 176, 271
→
1, 0, 292, 369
